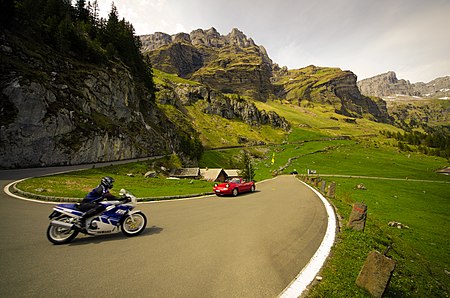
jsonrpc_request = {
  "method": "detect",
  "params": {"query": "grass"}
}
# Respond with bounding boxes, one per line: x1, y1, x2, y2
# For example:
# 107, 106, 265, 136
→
153, 68, 200, 86
185, 103, 286, 149
243, 136, 449, 297
16, 161, 215, 200
307, 177, 449, 297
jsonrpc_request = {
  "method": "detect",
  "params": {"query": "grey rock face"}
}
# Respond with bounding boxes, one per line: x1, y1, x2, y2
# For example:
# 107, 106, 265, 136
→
156, 83, 290, 131
413, 76, 450, 98
334, 72, 391, 121
0, 68, 168, 168
357, 71, 417, 97
358, 71, 450, 98
141, 28, 274, 101
0, 33, 195, 169
141, 27, 260, 52
140, 32, 172, 51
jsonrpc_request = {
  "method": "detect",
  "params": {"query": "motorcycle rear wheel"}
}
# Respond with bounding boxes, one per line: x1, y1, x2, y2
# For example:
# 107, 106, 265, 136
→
121, 212, 147, 237
46, 217, 79, 245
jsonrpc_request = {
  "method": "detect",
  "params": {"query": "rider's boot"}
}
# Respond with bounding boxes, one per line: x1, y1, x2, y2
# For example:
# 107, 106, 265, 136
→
73, 217, 85, 231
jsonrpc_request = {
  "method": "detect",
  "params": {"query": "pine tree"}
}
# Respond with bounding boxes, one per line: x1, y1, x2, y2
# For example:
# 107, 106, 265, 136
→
75, 0, 88, 21
238, 150, 255, 181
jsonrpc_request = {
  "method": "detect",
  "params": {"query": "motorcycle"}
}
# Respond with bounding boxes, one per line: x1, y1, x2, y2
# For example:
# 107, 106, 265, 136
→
46, 189, 147, 244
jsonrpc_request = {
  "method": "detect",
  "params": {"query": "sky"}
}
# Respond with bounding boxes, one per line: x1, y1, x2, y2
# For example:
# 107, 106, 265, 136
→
94, 0, 450, 83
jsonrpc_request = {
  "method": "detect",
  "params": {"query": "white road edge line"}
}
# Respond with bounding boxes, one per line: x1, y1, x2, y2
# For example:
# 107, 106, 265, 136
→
278, 180, 337, 298
4, 179, 57, 205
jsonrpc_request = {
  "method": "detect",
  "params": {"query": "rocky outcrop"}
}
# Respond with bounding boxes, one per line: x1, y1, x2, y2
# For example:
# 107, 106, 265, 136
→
412, 76, 450, 99
144, 27, 392, 122
331, 71, 391, 121
141, 28, 274, 101
191, 63, 273, 101
140, 32, 173, 51
357, 71, 450, 98
0, 32, 200, 169
203, 94, 290, 130
357, 71, 417, 97
141, 28, 261, 52
273, 66, 391, 122
357, 72, 449, 127
156, 83, 290, 131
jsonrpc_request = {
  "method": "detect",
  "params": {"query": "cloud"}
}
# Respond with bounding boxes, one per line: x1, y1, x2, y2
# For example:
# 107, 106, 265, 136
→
91, 0, 450, 82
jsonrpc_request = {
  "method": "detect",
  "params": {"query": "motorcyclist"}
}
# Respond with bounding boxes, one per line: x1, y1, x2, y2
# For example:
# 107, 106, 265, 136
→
74, 176, 117, 230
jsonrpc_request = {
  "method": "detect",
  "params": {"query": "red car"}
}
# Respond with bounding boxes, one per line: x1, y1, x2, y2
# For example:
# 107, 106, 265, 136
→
213, 178, 256, 196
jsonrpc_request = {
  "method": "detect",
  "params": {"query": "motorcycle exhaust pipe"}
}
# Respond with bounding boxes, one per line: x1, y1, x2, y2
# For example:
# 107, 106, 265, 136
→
50, 220, 75, 229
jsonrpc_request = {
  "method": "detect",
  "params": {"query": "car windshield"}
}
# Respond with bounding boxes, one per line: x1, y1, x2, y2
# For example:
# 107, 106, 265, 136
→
230, 178, 241, 183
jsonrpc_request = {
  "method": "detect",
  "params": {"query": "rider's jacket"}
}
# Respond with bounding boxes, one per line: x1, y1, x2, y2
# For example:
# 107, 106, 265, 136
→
81, 185, 115, 204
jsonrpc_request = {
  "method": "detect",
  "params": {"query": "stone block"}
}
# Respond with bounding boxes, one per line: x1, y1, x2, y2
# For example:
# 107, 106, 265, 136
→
356, 250, 396, 297
347, 202, 367, 231
320, 180, 327, 194
327, 182, 336, 197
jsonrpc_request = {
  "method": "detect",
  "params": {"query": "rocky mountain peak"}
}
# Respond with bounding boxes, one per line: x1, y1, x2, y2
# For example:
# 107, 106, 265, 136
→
357, 71, 416, 97
226, 28, 256, 48
358, 71, 450, 98
141, 27, 259, 52
141, 27, 274, 100
190, 27, 224, 47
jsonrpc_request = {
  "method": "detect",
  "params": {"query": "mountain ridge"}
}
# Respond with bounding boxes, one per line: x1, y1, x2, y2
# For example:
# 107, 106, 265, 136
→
141, 28, 390, 122
357, 71, 450, 99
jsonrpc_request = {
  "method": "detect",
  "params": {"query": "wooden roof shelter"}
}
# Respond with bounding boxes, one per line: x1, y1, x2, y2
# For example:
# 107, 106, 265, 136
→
169, 167, 201, 179
200, 168, 227, 182
224, 169, 240, 178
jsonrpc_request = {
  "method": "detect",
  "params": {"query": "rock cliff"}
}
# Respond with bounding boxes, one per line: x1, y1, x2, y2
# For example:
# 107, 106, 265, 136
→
357, 71, 450, 99
141, 28, 273, 101
156, 82, 290, 131
357, 71, 417, 97
357, 72, 450, 128
0, 32, 200, 168
272, 66, 391, 122
142, 29, 391, 122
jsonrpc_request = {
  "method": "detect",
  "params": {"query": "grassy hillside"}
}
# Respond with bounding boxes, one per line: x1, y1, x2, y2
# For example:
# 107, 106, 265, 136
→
153, 69, 288, 149
198, 91, 449, 297
17, 65, 449, 297
384, 95, 450, 127
185, 103, 286, 148
273, 66, 346, 105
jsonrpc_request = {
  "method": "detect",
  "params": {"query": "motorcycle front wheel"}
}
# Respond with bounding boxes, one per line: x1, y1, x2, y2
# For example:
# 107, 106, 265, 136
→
46, 217, 79, 245
121, 212, 147, 237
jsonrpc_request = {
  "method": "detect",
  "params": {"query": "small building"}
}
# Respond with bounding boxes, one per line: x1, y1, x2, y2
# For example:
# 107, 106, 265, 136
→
224, 169, 240, 178
200, 168, 227, 182
169, 167, 201, 179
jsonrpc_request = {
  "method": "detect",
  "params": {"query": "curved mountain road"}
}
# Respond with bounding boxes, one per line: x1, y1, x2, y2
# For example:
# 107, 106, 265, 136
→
0, 167, 331, 297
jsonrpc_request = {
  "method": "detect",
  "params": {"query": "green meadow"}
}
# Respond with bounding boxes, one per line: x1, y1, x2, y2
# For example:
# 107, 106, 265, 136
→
15, 99, 449, 297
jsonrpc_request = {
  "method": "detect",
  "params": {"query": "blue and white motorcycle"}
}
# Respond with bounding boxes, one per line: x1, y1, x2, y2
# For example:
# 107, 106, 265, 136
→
46, 189, 147, 244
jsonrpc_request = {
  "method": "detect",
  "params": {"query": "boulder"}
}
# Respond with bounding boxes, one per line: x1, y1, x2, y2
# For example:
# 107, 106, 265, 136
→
347, 202, 367, 231
356, 250, 396, 297
144, 171, 157, 178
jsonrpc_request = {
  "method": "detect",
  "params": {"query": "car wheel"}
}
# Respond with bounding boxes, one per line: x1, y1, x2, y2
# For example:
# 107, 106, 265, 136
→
232, 188, 239, 197
251, 185, 255, 192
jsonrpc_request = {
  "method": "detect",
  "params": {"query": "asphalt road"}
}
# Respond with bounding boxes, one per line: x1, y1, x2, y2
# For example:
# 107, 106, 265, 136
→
0, 167, 328, 298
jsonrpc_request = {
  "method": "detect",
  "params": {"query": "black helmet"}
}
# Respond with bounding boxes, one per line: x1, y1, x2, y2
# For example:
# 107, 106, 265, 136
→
101, 176, 115, 189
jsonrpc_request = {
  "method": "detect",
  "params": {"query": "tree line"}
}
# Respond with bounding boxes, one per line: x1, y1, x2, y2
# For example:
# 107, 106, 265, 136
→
380, 126, 450, 159
1, 0, 155, 96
